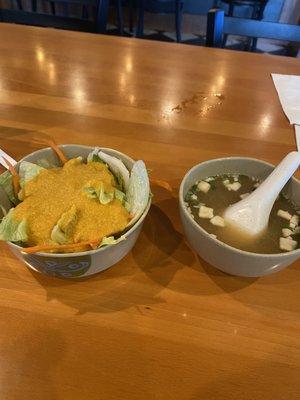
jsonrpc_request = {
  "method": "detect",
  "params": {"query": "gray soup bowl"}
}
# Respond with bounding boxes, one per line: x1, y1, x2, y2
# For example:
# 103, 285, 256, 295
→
1, 145, 151, 279
179, 157, 300, 277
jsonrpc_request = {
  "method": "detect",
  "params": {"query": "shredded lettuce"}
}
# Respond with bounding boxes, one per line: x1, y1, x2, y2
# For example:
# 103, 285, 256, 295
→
87, 148, 103, 164
115, 173, 126, 191
83, 184, 114, 205
91, 154, 104, 163
87, 147, 133, 193
84, 187, 98, 199
0, 208, 28, 242
0, 170, 18, 205
87, 148, 130, 191
51, 205, 78, 244
98, 151, 130, 191
99, 184, 114, 204
19, 161, 45, 188
83, 185, 127, 206
114, 188, 126, 203
36, 159, 55, 169
114, 188, 130, 210
98, 235, 126, 248
126, 160, 150, 225
86, 149, 149, 226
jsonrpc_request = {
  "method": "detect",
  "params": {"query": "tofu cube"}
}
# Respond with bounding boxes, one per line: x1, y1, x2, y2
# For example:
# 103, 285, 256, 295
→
210, 216, 225, 227
279, 237, 297, 252
240, 193, 250, 200
292, 227, 300, 235
199, 205, 214, 219
277, 209, 292, 221
191, 194, 198, 200
197, 181, 211, 193
226, 182, 242, 192
282, 228, 293, 238
289, 215, 299, 229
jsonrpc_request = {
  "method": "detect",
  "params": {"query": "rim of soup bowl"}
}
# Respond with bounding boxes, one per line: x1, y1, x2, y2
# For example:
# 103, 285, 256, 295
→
8, 144, 151, 257
179, 156, 300, 259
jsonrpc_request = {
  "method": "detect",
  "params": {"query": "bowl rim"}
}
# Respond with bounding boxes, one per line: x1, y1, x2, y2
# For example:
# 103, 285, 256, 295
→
8, 144, 151, 257
179, 156, 300, 259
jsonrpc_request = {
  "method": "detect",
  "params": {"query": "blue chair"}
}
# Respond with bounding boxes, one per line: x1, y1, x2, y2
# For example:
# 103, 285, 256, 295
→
217, 0, 268, 50
96, 0, 124, 34
0, 0, 123, 34
206, 8, 300, 54
136, 0, 184, 42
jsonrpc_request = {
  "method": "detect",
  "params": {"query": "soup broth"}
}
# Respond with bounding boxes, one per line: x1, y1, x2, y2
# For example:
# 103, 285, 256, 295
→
185, 174, 300, 254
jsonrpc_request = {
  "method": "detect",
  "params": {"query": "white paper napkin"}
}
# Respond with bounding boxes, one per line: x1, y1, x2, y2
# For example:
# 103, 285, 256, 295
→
272, 74, 300, 125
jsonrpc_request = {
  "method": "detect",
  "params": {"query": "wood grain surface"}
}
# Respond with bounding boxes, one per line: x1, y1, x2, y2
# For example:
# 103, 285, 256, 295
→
0, 23, 299, 400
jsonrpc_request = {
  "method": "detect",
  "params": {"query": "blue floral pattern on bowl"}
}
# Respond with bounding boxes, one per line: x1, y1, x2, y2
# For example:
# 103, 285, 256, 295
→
24, 254, 92, 278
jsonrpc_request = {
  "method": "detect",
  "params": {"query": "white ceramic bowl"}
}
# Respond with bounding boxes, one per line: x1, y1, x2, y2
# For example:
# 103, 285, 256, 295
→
179, 157, 300, 277
1, 145, 151, 279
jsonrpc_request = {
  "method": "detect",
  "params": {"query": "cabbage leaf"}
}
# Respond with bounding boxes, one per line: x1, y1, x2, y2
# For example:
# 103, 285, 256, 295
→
19, 161, 45, 188
51, 205, 78, 244
0, 208, 28, 242
126, 160, 150, 225
0, 171, 18, 205
98, 235, 126, 248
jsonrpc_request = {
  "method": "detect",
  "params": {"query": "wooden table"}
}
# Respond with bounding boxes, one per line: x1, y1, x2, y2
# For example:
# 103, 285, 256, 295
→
0, 23, 299, 400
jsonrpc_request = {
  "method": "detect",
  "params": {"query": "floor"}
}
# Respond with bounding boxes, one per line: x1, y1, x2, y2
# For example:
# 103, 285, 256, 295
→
107, 10, 299, 57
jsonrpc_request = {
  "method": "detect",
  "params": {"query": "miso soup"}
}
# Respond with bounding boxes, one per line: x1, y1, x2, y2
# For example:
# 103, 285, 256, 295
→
185, 174, 300, 254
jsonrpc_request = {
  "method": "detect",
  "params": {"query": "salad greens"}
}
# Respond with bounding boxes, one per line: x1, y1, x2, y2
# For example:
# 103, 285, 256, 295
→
51, 205, 78, 244
19, 161, 45, 188
99, 235, 126, 247
0, 208, 28, 242
0, 147, 150, 251
0, 170, 18, 205
88, 148, 130, 192
126, 160, 150, 225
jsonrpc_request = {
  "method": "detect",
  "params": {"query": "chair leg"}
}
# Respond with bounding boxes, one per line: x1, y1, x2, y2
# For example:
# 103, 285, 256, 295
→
95, 0, 110, 33
129, 0, 135, 32
228, 0, 234, 16
251, 0, 267, 51
136, 0, 145, 38
50, 1, 56, 14
250, 38, 258, 52
31, 0, 37, 12
250, 2, 265, 52
175, 0, 183, 43
257, 1, 267, 20
62, 2, 68, 17
222, 0, 234, 47
116, 0, 124, 35
82, 4, 89, 19
16, 0, 23, 10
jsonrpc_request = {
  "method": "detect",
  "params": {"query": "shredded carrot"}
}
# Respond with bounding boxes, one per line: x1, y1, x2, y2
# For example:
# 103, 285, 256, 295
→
45, 139, 68, 165
3, 157, 20, 198
22, 240, 100, 254
150, 179, 173, 193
